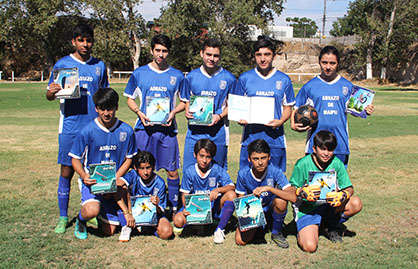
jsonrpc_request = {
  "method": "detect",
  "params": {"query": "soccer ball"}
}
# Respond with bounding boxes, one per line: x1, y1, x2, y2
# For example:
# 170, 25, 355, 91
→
294, 105, 318, 127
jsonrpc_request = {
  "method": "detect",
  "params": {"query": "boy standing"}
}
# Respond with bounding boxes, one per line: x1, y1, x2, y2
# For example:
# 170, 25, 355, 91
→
118, 151, 173, 242
232, 36, 295, 171
290, 130, 363, 253
69, 88, 137, 240
234, 139, 296, 248
173, 139, 236, 244
180, 38, 236, 170
46, 23, 109, 233
124, 34, 185, 214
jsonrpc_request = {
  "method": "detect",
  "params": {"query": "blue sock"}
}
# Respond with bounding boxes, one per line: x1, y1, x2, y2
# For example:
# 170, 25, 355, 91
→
117, 209, 127, 227
168, 178, 180, 209
339, 213, 350, 225
57, 176, 71, 217
217, 200, 234, 230
272, 209, 287, 234
78, 211, 87, 224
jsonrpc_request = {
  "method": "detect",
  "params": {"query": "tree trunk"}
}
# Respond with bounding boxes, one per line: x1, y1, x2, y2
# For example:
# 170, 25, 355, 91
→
366, 32, 376, 79
380, 1, 397, 80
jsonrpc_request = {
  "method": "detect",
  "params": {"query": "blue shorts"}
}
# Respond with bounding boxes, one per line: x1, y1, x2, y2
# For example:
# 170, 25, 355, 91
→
81, 183, 119, 225
58, 133, 77, 166
240, 146, 286, 171
135, 129, 179, 171
295, 204, 335, 232
183, 140, 227, 172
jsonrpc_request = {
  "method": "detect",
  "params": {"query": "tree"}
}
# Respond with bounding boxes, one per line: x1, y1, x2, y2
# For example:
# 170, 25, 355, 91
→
285, 17, 318, 38
157, 0, 285, 75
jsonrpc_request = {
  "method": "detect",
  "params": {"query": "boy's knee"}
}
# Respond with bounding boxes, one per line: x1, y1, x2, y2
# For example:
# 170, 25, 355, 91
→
166, 170, 179, 179
348, 196, 363, 214
301, 240, 318, 253
273, 198, 288, 213
81, 202, 100, 219
158, 226, 173, 240
224, 190, 237, 201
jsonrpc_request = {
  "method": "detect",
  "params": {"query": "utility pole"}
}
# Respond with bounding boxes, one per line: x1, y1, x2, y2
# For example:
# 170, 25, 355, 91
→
321, 0, 327, 44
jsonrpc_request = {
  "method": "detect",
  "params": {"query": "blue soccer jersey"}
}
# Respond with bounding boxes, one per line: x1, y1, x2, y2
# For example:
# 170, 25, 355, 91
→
123, 63, 184, 133
48, 54, 109, 135
180, 163, 234, 195
235, 165, 291, 207
69, 118, 137, 171
233, 68, 295, 148
180, 66, 236, 168
295, 75, 352, 155
121, 170, 167, 212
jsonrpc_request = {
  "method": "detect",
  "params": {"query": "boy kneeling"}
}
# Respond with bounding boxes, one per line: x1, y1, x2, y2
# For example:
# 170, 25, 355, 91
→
235, 139, 297, 248
173, 139, 236, 244
118, 151, 173, 242
290, 130, 363, 253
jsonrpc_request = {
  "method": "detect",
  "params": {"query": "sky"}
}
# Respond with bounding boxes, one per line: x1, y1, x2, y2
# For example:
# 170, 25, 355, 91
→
137, 0, 351, 36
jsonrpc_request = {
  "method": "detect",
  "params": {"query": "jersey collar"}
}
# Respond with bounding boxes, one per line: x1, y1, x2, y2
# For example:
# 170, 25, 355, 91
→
194, 163, 213, 179
200, 65, 223, 78
70, 53, 92, 64
139, 174, 156, 188
250, 165, 268, 182
94, 118, 120, 133
254, 67, 277, 80
317, 74, 341, 85
148, 63, 171, 74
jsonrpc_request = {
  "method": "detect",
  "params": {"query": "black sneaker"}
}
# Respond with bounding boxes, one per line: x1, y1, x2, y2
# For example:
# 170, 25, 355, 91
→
328, 229, 343, 243
271, 232, 289, 248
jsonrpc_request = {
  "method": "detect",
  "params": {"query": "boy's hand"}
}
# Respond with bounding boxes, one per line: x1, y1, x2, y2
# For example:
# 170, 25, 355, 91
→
124, 212, 136, 228
296, 185, 321, 201
182, 210, 191, 217
238, 119, 248, 126
266, 119, 282, 129
365, 104, 374, 115
162, 111, 175, 127
137, 111, 152, 126
116, 178, 127, 188
326, 190, 350, 207
253, 186, 271, 196
82, 174, 96, 186
150, 195, 159, 206
184, 109, 194, 119
210, 189, 220, 201
291, 122, 311, 132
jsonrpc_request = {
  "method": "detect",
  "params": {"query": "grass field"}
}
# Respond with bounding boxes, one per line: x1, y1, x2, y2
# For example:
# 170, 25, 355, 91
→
0, 82, 417, 268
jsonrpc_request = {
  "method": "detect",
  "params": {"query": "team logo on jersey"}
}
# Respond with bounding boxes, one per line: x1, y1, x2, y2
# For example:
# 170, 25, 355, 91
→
170, 76, 177, 85
342, 86, 349, 96
209, 177, 216, 187
276, 81, 282, 90
219, 80, 227, 90
267, 178, 274, 187
153, 187, 159, 196
119, 132, 127, 142
96, 67, 101, 76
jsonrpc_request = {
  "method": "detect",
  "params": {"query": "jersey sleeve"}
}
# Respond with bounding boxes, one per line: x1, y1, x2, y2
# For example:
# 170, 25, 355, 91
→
231, 75, 246, 96
179, 168, 193, 194
120, 170, 136, 188
68, 128, 88, 160
289, 159, 307, 188
179, 77, 191, 102
283, 77, 296, 106
336, 161, 352, 190
235, 170, 247, 195
274, 168, 291, 190
125, 129, 137, 159
217, 166, 234, 187
294, 84, 309, 109
100, 63, 109, 88
123, 73, 139, 99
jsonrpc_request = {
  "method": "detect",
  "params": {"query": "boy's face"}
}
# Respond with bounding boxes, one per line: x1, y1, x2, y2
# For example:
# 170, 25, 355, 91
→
135, 162, 153, 181
255, 47, 274, 72
319, 53, 338, 81
72, 35, 93, 59
95, 106, 117, 126
194, 148, 213, 171
313, 145, 334, 164
200, 46, 221, 70
150, 44, 169, 66
248, 151, 270, 174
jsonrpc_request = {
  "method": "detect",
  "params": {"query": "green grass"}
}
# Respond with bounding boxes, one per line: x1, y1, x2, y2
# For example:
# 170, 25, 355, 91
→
0, 82, 417, 268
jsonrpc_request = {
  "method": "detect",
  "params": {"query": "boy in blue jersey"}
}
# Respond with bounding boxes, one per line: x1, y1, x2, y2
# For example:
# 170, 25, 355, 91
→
232, 36, 295, 171
235, 139, 296, 248
69, 88, 137, 240
117, 151, 173, 242
124, 34, 185, 215
290, 131, 363, 253
180, 38, 236, 170
46, 23, 109, 234
173, 139, 236, 244
290, 46, 374, 167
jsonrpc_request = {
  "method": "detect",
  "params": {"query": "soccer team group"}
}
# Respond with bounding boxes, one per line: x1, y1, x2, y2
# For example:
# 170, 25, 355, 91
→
46, 23, 374, 253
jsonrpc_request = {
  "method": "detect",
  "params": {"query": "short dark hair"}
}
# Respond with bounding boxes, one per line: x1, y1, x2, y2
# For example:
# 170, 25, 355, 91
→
313, 130, 337, 151
93, 87, 119, 110
202, 38, 222, 52
151, 34, 171, 50
194, 139, 217, 157
254, 35, 275, 54
319, 45, 340, 63
72, 23, 94, 40
247, 139, 270, 156
133, 151, 156, 169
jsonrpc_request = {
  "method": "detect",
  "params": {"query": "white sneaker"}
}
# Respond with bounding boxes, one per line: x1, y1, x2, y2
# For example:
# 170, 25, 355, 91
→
213, 228, 225, 244
119, 226, 132, 242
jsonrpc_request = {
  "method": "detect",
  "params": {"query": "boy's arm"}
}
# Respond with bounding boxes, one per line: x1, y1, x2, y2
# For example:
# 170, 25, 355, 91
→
253, 186, 297, 203
127, 97, 151, 126
46, 83, 62, 101
115, 158, 132, 180
267, 105, 292, 129
114, 190, 135, 227
71, 158, 96, 186
164, 94, 186, 126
